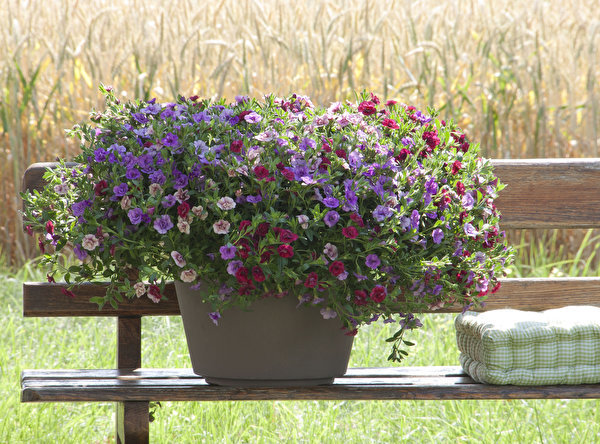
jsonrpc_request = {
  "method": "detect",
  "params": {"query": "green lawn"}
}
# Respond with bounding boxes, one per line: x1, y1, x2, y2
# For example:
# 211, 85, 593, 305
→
2, 258, 600, 443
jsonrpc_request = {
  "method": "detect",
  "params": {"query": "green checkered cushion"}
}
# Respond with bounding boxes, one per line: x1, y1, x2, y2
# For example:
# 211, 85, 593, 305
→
455, 306, 600, 385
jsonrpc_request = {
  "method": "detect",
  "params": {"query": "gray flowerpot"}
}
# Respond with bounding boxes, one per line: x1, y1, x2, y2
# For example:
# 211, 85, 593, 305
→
175, 281, 355, 387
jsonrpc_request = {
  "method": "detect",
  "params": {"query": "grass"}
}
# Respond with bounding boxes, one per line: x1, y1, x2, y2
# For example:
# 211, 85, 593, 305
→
2, 0, 600, 265
2, 232, 599, 443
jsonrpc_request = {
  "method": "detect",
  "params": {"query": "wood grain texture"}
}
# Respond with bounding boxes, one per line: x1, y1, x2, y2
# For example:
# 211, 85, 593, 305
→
23, 277, 600, 316
117, 317, 142, 370
21, 367, 600, 402
117, 401, 149, 444
491, 158, 600, 229
22, 159, 600, 229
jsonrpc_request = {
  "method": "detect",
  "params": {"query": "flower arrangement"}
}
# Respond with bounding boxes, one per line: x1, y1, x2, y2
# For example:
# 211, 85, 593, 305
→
23, 85, 512, 361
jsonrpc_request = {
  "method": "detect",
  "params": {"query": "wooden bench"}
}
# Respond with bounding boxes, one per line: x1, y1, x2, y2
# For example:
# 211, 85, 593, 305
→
20, 158, 600, 443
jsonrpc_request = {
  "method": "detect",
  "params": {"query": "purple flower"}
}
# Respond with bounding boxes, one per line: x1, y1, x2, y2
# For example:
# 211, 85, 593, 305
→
72, 200, 91, 217
74, 244, 88, 261
219, 245, 237, 260
323, 197, 340, 208
161, 132, 180, 148
323, 210, 340, 227
208, 311, 221, 326
410, 210, 420, 231
94, 148, 108, 162
401, 137, 414, 147
162, 195, 177, 208
246, 194, 262, 204
132, 112, 149, 124
128, 208, 144, 225
141, 103, 162, 115
226, 260, 243, 275
432, 228, 444, 244
126, 168, 141, 180
173, 171, 189, 189
299, 138, 316, 151
373, 205, 392, 222
113, 183, 129, 197
464, 223, 478, 238
365, 254, 381, 269
244, 112, 262, 123
462, 193, 475, 210
425, 177, 438, 195
149, 170, 166, 185
154, 215, 174, 234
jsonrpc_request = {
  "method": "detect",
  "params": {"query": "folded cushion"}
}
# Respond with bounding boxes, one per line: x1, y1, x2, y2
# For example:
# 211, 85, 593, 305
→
455, 306, 600, 385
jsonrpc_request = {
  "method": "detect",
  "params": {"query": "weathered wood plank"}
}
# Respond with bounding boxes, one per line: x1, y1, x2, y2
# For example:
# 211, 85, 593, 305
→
22, 159, 600, 230
117, 317, 142, 369
21, 367, 600, 402
22, 282, 179, 317
117, 401, 149, 444
491, 158, 600, 229
23, 277, 600, 317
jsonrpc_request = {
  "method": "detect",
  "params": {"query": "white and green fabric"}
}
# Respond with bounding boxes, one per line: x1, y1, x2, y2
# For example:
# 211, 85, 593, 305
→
455, 306, 600, 385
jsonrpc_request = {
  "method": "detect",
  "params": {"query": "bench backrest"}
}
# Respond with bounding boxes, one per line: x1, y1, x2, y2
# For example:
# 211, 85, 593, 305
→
22, 159, 600, 318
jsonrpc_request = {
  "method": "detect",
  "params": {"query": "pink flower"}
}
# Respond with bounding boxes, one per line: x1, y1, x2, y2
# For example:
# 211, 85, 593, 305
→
216, 197, 236, 211
134, 282, 146, 298
171, 251, 186, 268
180, 269, 197, 283
213, 219, 230, 234
323, 243, 338, 260
82, 234, 100, 251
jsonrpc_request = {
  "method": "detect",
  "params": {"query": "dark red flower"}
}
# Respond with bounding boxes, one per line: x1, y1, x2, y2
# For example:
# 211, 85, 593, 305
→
396, 148, 411, 162
25, 225, 33, 236
252, 266, 266, 282
45, 220, 55, 235
47, 274, 56, 283
422, 131, 440, 149
385, 99, 398, 108
239, 220, 252, 233
279, 229, 298, 243
230, 140, 243, 153
451, 160, 463, 175
342, 226, 358, 239
255, 222, 270, 238
358, 100, 377, 116
354, 290, 368, 306
322, 142, 332, 153
335, 149, 347, 159
369, 285, 387, 303
177, 202, 190, 218
235, 267, 251, 284
491, 282, 502, 293
94, 180, 108, 196
282, 168, 295, 181
349, 213, 365, 227
61, 288, 77, 299
370, 93, 380, 105
38, 237, 45, 253
382, 118, 399, 129
304, 272, 319, 288
260, 250, 272, 263
456, 181, 466, 196
277, 244, 294, 258
254, 166, 270, 180
329, 260, 345, 277
148, 285, 162, 302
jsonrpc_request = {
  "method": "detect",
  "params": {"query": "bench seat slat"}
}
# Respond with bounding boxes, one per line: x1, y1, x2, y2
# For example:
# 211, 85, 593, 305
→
23, 277, 600, 317
22, 367, 600, 402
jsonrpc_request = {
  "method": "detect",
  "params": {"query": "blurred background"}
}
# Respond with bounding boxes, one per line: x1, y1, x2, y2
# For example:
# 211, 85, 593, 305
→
2, 0, 599, 267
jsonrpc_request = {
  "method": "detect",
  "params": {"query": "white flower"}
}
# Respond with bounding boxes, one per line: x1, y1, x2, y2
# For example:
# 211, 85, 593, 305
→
177, 218, 190, 234
191, 205, 204, 217
133, 282, 146, 298
297, 214, 309, 229
213, 219, 230, 234
216, 196, 236, 211
320, 307, 337, 319
323, 243, 338, 260
149, 183, 163, 197
120, 195, 131, 211
174, 188, 189, 203
81, 234, 100, 251
180, 269, 198, 283
171, 251, 186, 268
53, 182, 69, 195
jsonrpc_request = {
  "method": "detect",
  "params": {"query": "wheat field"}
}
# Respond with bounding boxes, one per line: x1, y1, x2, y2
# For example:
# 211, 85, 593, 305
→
1, 0, 599, 264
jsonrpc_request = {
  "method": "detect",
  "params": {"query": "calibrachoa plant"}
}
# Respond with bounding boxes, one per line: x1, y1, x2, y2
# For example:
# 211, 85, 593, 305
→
23, 85, 512, 361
